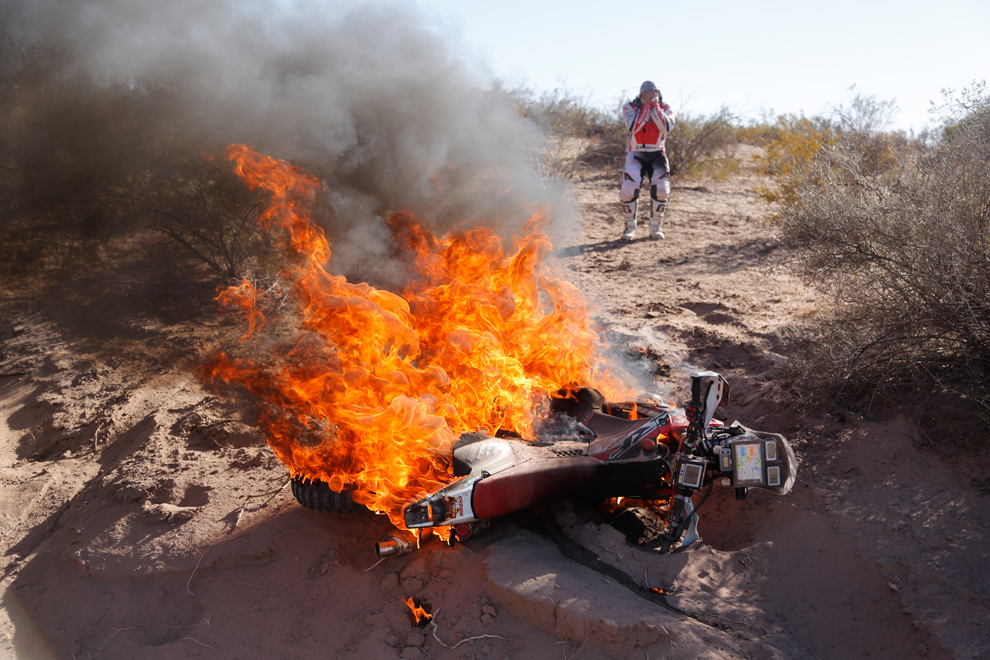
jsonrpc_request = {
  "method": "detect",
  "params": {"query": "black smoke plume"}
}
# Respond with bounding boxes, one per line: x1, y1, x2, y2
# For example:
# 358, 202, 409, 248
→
0, 0, 571, 287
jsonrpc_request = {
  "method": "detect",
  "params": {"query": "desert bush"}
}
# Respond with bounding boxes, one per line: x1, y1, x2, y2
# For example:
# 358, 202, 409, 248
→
776, 83, 990, 438
509, 85, 616, 140
828, 86, 899, 136
828, 90, 919, 181
0, 36, 276, 284
740, 113, 837, 207
498, 84, 620, 180
744, 91, 920, 210
664, 106, 739, 180
131, 147, 276, 282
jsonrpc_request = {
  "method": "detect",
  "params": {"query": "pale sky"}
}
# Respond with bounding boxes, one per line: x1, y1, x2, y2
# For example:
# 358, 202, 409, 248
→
415, 0, 990, 133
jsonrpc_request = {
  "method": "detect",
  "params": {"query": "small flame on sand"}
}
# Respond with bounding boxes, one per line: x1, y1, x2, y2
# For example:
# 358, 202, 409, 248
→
201, 145, 630, 528
405, 596, 433, 625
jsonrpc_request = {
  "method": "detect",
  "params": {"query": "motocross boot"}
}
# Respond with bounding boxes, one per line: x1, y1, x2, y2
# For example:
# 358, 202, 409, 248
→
649, 199, 666, 240
620, 200, 638, 241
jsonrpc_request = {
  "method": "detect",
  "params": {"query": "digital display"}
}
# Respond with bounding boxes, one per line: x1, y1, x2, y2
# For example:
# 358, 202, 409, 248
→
732, 441, 766, 487
767, 465, 781, 487
765, 440, 778, 462
719, 447, 732, 472
678, 461, 704, 489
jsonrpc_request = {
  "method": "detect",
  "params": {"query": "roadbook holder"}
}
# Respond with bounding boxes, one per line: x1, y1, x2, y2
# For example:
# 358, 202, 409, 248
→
730, 438, 784, 488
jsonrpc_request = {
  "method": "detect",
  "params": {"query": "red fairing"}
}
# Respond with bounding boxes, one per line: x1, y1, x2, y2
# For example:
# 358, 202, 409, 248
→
472, 458, 602, 519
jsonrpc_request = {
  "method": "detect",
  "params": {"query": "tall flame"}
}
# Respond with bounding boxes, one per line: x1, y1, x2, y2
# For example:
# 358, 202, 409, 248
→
202, 145, 629, 526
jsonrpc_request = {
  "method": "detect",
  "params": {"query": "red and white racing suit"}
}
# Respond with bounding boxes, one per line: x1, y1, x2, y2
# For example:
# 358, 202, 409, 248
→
620, 98, 675, 237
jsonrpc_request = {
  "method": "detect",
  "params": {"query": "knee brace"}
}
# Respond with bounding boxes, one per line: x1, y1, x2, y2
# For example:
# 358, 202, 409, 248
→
649, 185, 667, 218
622, 200, 638, 225
621, 186, 639, 222
620, 179, 641, 205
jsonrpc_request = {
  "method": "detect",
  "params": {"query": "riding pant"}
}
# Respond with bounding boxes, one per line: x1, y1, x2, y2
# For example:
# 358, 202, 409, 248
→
620, 150, 670, 207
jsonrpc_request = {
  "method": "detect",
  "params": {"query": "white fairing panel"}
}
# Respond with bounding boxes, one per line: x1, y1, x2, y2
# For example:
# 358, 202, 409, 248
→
452, 437, 519, 477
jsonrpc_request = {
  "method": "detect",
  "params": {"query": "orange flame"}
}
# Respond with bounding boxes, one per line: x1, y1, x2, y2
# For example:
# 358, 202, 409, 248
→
404, 596, 432, 625
201, 145, 630, 527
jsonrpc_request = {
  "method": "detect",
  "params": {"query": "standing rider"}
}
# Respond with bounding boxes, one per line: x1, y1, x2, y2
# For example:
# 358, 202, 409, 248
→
620, 81, 675, 241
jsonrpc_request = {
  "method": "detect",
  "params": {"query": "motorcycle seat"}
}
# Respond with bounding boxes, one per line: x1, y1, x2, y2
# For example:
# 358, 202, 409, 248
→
585, 411, 664, 460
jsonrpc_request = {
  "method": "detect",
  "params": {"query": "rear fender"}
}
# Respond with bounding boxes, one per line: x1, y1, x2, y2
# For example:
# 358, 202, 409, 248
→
405, 436, 602, 528
472, 457, 602, 519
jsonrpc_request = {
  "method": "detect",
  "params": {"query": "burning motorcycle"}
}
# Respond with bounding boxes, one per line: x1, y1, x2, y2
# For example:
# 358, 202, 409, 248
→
292, 371, 796, 555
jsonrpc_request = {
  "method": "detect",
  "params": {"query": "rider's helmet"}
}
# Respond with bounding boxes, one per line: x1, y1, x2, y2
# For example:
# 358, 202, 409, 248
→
639, 80, 662, 103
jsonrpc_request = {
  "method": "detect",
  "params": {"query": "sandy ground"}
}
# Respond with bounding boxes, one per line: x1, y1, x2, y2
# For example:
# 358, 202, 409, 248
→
2, 146, 988, 660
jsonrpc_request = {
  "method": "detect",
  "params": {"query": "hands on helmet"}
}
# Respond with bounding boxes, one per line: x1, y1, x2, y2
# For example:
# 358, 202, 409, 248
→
619, 80, 675, 242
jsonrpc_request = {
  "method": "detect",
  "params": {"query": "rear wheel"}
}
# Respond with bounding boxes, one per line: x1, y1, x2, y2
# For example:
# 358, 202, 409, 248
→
290, 476, 365, 513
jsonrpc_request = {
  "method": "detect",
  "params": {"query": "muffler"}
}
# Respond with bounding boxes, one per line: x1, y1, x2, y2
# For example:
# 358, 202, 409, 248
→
375, 533, 414, 558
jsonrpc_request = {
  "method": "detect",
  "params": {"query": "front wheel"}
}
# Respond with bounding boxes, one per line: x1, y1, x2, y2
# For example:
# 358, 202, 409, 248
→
290, 476, 365, 513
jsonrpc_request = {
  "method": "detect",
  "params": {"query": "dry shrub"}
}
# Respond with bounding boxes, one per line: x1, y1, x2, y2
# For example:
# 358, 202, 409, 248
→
776, 83, 990, 442
744, 91, 919, 209
740, 114, 837, 207
664, 106, 739, 180
510, 85, 616, 141
0, 38, 279, 286
573, 136, 626, 172
500, 84, 619, 181
133, 147, 278, 282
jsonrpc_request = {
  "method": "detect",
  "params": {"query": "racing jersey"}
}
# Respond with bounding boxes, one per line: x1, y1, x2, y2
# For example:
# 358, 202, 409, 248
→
622, 99, 675, 153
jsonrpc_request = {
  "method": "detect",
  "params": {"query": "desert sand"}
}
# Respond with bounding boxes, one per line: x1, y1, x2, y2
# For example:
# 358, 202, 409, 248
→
2, 146, 987, 660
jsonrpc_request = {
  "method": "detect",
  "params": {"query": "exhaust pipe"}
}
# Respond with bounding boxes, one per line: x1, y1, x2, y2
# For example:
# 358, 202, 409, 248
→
375, 534, 413, 558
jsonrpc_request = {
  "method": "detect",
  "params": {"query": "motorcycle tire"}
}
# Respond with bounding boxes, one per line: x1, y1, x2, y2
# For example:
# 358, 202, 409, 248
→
290, 476, 365, 513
